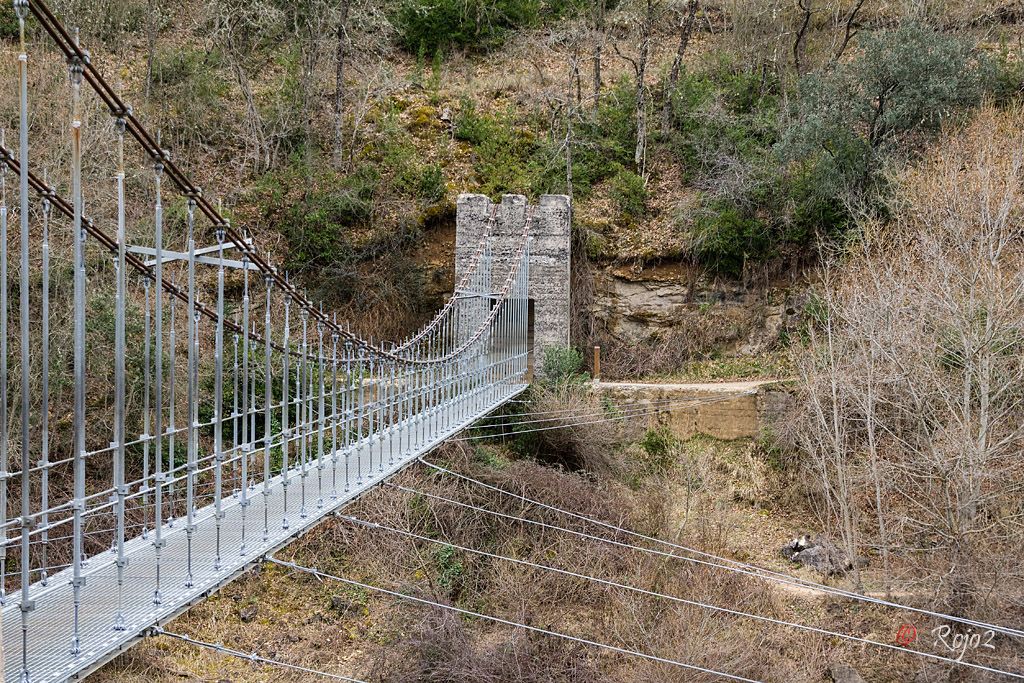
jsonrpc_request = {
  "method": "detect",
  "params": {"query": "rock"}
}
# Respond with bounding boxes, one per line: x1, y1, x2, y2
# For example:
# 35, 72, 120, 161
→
830, 663, 866, 683
238, 604, 258, 623
781, 534, 855, 576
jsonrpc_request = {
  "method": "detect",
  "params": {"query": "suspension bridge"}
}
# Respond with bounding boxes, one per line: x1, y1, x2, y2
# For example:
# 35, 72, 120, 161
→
2, 2, 1024, 682
0, 1, 555, 679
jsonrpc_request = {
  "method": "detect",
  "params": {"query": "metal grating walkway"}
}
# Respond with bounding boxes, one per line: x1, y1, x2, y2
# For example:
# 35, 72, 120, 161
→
2, 383, 526, 682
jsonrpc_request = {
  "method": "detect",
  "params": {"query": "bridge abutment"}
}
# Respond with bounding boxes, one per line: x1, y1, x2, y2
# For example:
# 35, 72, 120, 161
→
456, 193, 571, 374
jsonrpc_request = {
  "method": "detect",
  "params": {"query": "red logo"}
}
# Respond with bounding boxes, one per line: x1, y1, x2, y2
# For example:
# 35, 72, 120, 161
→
896, 623, 918, 646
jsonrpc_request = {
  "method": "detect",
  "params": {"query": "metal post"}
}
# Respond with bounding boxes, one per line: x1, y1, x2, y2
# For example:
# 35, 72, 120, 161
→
330, 318, 339, 500
39, 185, 51, 585
263, 276, 273, 540
344, 341, 352, 492
239, 256, 249, 555
316, 315, 325, 508
213, 228, 225, 569
356, 345, 365, 485
112, 116, 128, 630
151, 150, 165, 607
15, 3, 34, 670
69, 46, 86, 656
281, 296, 290, 529
184, 199, 197, 588
167, 295, 178, 526
0, 135, 7, 611
141, 276, 151, 541
299, 308, 308, 518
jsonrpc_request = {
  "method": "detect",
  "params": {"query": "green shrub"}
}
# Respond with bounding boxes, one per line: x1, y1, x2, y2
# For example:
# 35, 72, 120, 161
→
687, 199, 769, 276
636, 426, 679, 477
277, 166, 379, 274
417, 164, 446, 203
541, 345, 584, 384
395, 0, 541, 54
609, 167, 647, 220
433, 544, 465, 589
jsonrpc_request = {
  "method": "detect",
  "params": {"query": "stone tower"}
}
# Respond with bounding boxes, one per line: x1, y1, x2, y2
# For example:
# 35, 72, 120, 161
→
455, 193, 571, 373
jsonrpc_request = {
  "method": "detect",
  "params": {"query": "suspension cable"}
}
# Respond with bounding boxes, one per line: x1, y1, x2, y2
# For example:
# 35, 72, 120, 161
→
338, 514, 1024, 679
268, 556, 766, 683
153, 629, 369, 682
393, 478, 1024, 641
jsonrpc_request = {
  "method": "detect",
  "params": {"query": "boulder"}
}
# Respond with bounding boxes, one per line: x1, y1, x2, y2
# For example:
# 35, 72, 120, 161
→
781, 534, 855, 576
830, 663, 866, 683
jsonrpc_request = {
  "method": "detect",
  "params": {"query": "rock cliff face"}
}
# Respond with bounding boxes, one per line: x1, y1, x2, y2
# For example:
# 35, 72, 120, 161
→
588, 262, 808, 357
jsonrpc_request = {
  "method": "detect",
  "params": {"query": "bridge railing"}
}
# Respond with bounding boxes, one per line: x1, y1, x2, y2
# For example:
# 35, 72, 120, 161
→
0, 2, 532, 679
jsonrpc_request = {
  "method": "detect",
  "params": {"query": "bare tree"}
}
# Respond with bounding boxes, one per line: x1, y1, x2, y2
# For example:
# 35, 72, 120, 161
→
793, 0, 813, 75
591, 0, 607, 110
334, 0, 352, 169
615, 0, 658, 181
661, 0, 699, 134
783, 105, 1024, 616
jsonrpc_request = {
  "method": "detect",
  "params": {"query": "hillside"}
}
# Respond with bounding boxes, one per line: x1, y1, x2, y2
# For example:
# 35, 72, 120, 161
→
4, 1, 1024, 681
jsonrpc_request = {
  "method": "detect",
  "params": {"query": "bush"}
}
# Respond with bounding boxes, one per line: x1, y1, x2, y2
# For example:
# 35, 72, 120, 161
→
395, 0, 541, 54
609, 167, 648, 221
416, 164, 446, 203
540, 345, 584, 384
686, 199, 769, 276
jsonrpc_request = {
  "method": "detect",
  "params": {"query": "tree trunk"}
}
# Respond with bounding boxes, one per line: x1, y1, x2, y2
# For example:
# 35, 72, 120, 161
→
591, 0, 605, 111
634, 0, 653, 179
334, 0, 351, 169
144, 0, 159, 100
661, 1, 698, 135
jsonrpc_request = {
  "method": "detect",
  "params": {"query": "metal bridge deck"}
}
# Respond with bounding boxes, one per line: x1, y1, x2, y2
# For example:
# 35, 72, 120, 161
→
2, 383, 526, 683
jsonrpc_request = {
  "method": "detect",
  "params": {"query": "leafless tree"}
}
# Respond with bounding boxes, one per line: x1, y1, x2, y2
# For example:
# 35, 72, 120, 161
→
783, 105, 1024, 616
661, 0, 699, 134
333, 0, 352, 169
615, 0, 658, 182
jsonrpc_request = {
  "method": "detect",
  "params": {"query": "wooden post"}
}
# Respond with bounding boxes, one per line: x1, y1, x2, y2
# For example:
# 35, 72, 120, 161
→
593, 345, 601, 381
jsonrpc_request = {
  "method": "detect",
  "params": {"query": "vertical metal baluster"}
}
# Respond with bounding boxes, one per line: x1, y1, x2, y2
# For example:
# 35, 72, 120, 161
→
112, 115, 128, 630
316, 314, 325, 509
141, 276, 151, 541
69, 45, 86, 655
0, 135, 7, 609
167, 294, 178, 526
367, 348, 376, 475
344, 341, 352, 492
213, 227, 225, 569
263, 275, 272, 540
330, 322, 339, 499
184, 199, 197, 588
151, 148, 165, 607
388, 347, 396, 466
299, 308, 308, 517
39, 182, 51, 586
250, 323, 256, 484
356, 345, 365, 485
239, 255, 249, 555
231, 325, 239, 496
281, 295, 290, 529
14, 2, 34, 669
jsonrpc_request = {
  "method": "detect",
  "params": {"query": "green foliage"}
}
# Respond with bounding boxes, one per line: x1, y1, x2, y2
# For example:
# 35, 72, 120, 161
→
572, 81, 637, 194
687, 199, 769, 276
635, 426, 679, 477
540, 345, 585, 384
433, 544, 465, 589
780, 23, 984, 190
416, 164, 446, 203
609, 167, 648, 221
396, 0, 542, 53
